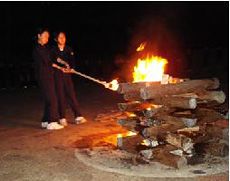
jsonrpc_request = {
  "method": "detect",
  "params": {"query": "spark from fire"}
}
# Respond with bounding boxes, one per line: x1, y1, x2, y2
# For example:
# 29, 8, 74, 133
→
133, 55, 168, 82
136, 42, 147, 52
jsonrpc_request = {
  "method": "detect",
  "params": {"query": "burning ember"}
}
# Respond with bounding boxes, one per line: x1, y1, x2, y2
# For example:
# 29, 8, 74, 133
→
117, 131, 137, 139
117, 131, 137, 148
125, 112, 136, 117
126, 131, 137, 136
141, 139, 159, 147
133, 55, 168, 82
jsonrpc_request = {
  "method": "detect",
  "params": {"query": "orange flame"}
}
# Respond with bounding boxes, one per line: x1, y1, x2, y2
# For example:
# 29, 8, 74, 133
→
125, 112, 136, 117
126, 131, 137, 136
117, 134, 122, 138
116, 131, 137, 139
136, 42, 146, 52
133, 55, 168, 82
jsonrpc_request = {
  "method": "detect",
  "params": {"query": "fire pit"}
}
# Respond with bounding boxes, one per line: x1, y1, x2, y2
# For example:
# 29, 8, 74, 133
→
74, 76, 228, 177
74, 50, 228, 177
115, 77, 228, 168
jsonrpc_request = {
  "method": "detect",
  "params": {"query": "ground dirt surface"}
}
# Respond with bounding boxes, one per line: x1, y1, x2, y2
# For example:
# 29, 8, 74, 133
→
0, 79, 228, 181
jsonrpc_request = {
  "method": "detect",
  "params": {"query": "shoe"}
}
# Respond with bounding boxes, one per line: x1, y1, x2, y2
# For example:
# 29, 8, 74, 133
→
75, 116, 87, 124
47, 122, 64, 130
41, 122, 49, 129
59, 118, 68, 127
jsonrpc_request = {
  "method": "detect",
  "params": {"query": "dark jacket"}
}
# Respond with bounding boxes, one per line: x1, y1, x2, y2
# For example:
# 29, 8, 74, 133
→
32, 44, 54, 81
51, 45, 76, 69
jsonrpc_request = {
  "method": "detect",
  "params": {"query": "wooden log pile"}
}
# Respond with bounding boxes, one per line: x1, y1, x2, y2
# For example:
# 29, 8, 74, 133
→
116, 78, 228, 168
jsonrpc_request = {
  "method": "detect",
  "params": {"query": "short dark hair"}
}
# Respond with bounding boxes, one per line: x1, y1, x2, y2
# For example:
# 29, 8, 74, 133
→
36, 27, 50, 35
54, 31, 66, 41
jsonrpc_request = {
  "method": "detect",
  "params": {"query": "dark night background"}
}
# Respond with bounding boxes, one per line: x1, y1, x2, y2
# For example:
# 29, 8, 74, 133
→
0, 2, 228, 91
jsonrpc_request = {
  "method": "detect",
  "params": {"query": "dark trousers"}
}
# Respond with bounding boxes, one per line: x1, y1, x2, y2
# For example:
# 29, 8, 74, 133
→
38, 74, 59, 123
54, 71, 81, 118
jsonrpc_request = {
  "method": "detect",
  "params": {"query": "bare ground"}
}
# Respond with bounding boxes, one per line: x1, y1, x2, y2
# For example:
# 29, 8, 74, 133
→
0, 79, 228, 181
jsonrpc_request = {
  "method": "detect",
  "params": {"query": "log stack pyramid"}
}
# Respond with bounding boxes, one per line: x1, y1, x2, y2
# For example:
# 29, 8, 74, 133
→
116, 78, 229, 168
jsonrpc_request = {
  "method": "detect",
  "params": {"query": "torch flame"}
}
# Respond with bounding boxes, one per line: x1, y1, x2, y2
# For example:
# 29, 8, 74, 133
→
133, 55, 168, 82
105, 79, 119, 91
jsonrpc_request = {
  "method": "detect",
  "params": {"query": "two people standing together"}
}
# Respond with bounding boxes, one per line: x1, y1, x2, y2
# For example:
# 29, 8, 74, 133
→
32, 28, 87, 130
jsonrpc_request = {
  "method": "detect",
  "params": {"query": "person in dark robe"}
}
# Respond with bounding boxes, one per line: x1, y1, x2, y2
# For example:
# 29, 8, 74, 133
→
32, 28, 64, 130
51, 31, 87, 126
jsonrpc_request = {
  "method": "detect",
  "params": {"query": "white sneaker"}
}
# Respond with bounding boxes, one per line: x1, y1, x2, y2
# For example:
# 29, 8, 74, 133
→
41, 122, 49, 129
47, 122, 64, 130
75, 117, 87, 124
59, 118, 68, 127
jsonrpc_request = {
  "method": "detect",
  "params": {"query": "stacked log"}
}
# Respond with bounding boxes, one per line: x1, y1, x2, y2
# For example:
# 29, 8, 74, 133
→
116, 78, 228, 168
